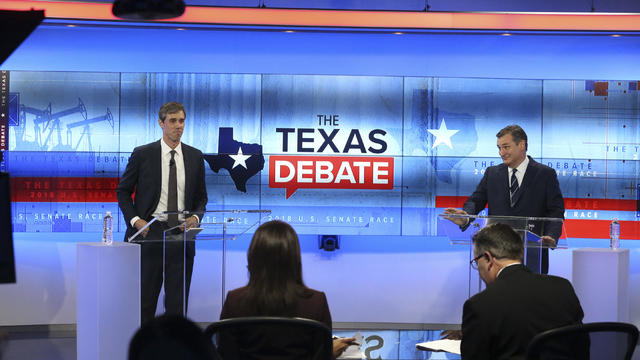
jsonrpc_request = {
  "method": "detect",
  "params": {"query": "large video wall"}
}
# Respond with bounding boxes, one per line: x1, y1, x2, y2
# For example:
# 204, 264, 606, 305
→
3, 71, 639, 239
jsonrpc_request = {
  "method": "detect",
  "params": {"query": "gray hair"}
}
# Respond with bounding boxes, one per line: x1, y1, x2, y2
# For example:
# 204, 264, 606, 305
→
472, 223, 524, 261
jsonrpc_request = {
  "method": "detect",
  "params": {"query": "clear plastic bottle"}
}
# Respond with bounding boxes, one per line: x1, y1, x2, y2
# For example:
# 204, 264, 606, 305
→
102, 211, 113, 245
609, 218, 620, 249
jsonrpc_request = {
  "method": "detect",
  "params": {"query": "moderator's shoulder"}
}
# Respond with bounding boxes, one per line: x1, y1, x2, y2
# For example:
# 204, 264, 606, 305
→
308, 288, 326, 298
540, 274, 573, 288
546, 274, 570, 282
466, 288, 490, 305
303, 288, 328, 303
462, 293, 484, 315
226, 286, 248, 300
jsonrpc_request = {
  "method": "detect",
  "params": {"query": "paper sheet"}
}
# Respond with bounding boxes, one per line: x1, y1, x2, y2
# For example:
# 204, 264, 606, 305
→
416, 339, 461, 355
337, 331, 365, 359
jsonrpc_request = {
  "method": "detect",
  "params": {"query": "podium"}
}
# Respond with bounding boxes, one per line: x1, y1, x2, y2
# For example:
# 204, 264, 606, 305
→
572, 248, 629, 323
76, 242, 140, 360
437, 213, 566, 296
128, 209, 271, 318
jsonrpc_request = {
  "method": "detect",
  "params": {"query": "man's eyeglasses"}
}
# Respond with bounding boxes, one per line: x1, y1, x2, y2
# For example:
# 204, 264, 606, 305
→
470, 253, 488, 270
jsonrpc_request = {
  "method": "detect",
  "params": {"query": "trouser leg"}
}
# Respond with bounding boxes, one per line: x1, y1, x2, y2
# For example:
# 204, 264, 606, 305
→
525, 247, 549, 274
140, 242, 163, 325
163, 238, 194, 316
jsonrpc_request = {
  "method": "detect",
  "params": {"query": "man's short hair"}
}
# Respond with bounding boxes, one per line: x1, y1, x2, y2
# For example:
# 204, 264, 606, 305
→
496, 124, 528, 150
472, 223, 524, 261
158, 102, 186, 122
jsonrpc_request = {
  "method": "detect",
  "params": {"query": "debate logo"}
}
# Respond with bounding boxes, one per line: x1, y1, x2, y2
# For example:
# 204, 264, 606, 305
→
268, 118, 394, 198
203, 127, 264, 192
270, 155, 394, 199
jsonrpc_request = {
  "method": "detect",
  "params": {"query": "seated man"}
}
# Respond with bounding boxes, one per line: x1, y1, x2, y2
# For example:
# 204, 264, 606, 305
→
461, 223, 584, 360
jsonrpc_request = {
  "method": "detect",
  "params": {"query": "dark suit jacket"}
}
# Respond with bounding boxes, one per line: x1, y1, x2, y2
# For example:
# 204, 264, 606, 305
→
116, 140, 208, 256
463, 156, 565, 273
461, 265, 584, 360
218, 286, 332, 360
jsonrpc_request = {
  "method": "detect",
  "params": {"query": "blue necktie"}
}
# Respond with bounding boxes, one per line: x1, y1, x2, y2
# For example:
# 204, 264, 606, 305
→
510, 168, 519, 207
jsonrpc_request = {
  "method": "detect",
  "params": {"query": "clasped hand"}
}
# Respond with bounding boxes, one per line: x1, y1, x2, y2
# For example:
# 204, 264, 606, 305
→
134, 215, 199, 238
181, 215, 199, 231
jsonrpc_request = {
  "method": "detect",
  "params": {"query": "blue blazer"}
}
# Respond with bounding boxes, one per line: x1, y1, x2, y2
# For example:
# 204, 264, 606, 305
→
463, 156, 565, 273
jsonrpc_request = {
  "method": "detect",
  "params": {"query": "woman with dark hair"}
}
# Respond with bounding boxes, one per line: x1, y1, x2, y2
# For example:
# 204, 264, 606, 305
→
218, 220, 354, 359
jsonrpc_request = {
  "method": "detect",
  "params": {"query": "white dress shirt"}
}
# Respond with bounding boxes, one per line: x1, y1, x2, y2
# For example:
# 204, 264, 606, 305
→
508, 155, 529, 190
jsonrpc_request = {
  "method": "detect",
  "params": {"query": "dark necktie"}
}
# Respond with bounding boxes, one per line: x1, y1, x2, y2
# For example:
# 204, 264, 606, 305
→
168, 150, 178, 227
510, 168, 519, 207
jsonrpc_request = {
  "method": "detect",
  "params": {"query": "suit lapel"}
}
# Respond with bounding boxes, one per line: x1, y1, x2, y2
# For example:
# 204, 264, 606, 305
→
151, 140, 163, 210
182, 144, 191, 207
498, 164, 510, 205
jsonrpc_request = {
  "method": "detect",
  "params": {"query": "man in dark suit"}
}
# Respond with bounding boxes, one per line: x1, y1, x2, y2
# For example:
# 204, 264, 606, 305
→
117, 102, 208, 324
460, 223, 584, 360
445, 124, 564, 274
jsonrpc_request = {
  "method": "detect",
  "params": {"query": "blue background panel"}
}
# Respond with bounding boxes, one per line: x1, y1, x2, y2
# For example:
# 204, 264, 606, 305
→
4, 71, 639, 236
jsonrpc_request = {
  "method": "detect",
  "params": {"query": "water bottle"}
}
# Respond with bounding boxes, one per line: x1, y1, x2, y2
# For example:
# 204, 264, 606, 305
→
609, 218, 620, 249
102, 211, 113, 245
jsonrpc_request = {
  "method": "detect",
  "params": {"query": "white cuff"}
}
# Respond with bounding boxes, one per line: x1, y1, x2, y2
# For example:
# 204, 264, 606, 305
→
130, 216, 141, 227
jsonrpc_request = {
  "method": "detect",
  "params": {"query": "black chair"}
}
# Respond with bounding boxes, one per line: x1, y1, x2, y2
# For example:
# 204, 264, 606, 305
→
526, 322, 639, 360
204, 316, 333, 360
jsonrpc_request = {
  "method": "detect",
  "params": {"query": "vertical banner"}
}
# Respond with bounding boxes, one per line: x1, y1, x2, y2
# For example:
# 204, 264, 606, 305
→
0, 71, 8, 171
0, 71, 8, 150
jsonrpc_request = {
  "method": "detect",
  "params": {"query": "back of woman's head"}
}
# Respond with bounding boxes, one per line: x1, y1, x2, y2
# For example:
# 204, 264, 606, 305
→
245, 220, 307, 315
128, 314, 218, 360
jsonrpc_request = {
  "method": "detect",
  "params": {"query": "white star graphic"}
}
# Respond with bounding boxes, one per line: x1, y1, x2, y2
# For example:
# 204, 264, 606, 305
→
427, 119, 459, 149
229, 146, 251, 169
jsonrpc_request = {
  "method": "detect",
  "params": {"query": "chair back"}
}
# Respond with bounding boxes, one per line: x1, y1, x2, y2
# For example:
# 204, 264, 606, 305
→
204, 316, 333, 360
526, 322, 639, 360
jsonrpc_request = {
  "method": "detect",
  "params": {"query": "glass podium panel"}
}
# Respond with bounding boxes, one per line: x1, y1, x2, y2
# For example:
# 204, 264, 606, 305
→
128, 209, 271, 318
437, 213, 567, 297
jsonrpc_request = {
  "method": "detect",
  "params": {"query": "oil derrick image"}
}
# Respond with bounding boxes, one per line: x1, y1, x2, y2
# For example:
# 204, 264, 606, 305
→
66, 108, 114, 151
15, 97, 114, 152
35, 98, 87, 151
17, 101, 51, 150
